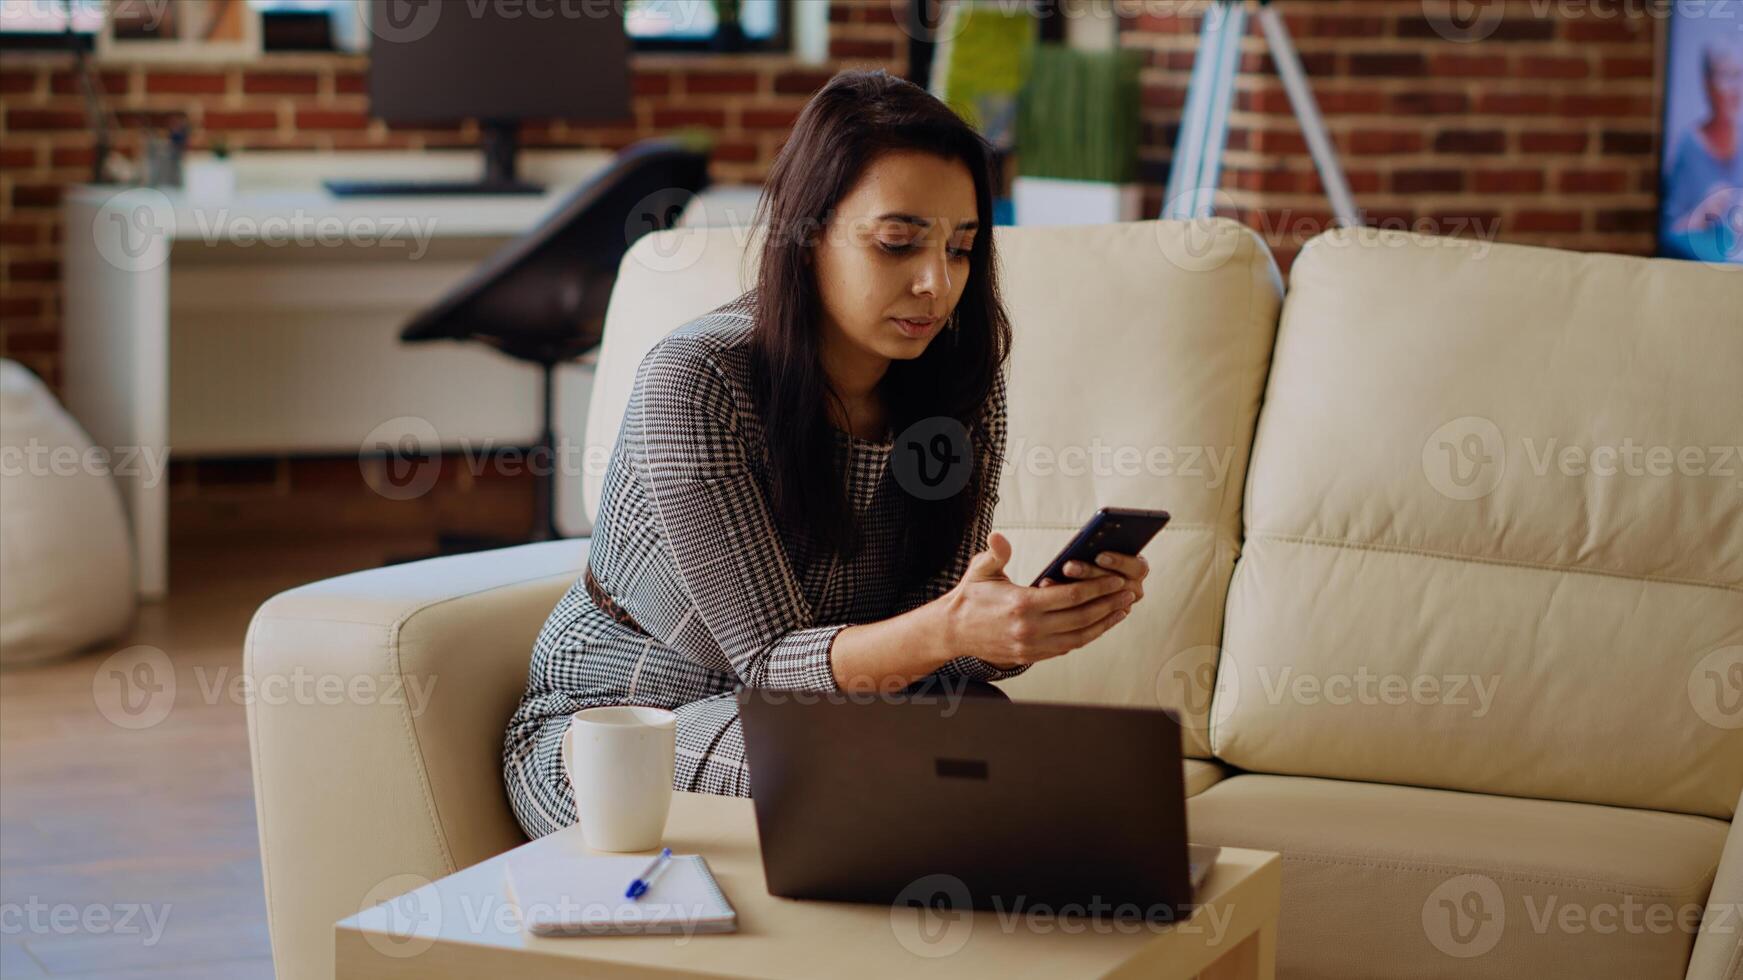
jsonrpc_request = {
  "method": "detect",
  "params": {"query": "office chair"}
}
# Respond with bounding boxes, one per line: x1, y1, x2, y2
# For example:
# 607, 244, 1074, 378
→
399, 137, 712, 548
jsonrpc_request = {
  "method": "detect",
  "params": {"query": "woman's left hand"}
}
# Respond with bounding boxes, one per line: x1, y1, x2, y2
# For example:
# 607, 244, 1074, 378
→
1040, 551, 1149, 605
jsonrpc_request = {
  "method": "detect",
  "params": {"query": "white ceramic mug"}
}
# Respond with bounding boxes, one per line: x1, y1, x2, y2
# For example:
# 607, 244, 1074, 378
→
562, 706, 677, 852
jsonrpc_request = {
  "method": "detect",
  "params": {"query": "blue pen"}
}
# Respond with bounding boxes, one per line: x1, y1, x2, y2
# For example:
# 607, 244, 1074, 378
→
624, 847, 673, 899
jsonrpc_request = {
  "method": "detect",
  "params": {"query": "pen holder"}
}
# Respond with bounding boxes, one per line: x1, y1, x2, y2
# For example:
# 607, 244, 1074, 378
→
562, 706, 677, 851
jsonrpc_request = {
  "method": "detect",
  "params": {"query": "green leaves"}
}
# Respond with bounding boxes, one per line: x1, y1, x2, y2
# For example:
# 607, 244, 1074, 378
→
1017, 45, 1142, 184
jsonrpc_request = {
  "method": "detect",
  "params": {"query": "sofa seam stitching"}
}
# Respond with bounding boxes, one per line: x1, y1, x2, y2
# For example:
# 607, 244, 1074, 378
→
380, 565, 592, 875
256, 569, 583, 629
1276, 850, 1713, 898
1248, 531, 1742, 594
251, 563, 584, 880
383, 613, 457, 875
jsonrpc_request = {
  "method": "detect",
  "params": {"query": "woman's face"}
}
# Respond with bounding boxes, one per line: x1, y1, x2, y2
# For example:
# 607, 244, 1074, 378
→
812, 149, 980, 368
1709, 49, 1742, 124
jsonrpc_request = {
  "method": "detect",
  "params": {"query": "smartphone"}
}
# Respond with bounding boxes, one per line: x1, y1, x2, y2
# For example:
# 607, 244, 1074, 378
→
1030, 507, 1171, 587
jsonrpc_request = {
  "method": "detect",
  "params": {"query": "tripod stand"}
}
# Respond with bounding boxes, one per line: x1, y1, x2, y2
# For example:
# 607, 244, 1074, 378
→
1162, 0, 1360, 226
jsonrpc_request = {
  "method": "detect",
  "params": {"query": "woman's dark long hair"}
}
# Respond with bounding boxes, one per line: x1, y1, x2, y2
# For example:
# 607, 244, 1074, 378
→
748, 69, 1012, 592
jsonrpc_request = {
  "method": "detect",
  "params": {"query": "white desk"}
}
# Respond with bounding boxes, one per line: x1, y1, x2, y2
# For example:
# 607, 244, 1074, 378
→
61, 151, 761, 598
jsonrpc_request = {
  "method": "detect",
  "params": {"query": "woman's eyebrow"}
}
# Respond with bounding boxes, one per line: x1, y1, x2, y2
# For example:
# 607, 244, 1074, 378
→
875, 212, 980, 232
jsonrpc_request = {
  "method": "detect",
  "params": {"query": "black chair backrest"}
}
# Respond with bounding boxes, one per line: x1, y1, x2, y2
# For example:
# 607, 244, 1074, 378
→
401, 138, 712, 364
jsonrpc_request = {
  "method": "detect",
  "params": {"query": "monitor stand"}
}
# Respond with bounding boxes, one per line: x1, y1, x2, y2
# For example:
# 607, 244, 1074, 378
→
324, 119, 547, 197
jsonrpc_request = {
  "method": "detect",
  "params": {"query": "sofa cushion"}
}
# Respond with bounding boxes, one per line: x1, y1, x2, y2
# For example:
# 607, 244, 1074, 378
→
984, 220, 1282, 760
1216, 228, 1743, 817
1686, 790, 1743, 980
1182, 758, 1228, 797
1189, 775, 1729, 980
586, 220, 1283, 754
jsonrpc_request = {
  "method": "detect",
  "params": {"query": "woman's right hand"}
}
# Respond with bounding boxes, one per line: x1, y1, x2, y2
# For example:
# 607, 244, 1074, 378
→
937, 531, 1136, 670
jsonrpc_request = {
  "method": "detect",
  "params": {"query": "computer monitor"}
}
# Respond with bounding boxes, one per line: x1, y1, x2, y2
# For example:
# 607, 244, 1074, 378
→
326, 0, 632, 197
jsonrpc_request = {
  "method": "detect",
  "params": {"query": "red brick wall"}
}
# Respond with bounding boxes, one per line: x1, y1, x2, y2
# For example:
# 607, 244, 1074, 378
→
4, 1, 1675, 387
0, 0, 1678, 536
1123, 0, 1665, 272
0, 0, 908, 393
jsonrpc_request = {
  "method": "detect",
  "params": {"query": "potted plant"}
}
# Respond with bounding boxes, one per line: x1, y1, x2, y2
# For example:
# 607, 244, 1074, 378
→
1013, 45, 1144, 226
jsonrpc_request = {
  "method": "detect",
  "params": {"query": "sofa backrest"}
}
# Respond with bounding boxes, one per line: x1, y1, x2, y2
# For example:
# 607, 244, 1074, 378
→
587, 219, 1283, 755
1213, 227, 1743, 819
979, 221, 1280, 759
584, 223, 764, 518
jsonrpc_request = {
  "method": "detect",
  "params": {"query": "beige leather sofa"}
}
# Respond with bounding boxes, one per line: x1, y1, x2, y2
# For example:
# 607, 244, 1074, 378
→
245, 219, 1742, 980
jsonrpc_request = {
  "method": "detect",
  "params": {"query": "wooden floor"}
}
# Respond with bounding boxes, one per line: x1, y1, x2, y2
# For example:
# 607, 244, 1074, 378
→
0, 536, 435, 979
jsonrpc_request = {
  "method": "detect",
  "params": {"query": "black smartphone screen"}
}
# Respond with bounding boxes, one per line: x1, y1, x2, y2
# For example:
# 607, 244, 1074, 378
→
1030, 507, 1171, 587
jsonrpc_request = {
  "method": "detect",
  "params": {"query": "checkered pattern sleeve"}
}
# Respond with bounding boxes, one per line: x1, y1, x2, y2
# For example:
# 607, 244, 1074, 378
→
631, 338, 845, 693
898, 370, 1029, 683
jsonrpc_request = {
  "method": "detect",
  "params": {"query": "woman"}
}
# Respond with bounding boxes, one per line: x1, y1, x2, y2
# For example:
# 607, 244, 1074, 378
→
503, 70, 1148, 839
1661, 42, 1742, 263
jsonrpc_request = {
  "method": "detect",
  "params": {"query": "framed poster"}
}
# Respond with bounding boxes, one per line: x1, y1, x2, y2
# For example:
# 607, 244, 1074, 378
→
98, 0, 262, 62
1658, 0, 1742, 264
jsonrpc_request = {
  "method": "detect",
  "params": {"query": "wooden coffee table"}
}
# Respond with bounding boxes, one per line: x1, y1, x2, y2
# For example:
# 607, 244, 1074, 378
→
336, 791, 1280, 979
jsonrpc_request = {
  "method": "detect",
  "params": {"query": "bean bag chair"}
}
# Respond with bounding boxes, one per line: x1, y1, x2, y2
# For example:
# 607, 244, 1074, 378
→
0, 360, 135, 666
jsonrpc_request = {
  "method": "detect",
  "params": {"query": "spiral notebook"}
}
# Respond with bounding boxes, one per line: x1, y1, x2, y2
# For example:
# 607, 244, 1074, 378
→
502, 852, 738, 937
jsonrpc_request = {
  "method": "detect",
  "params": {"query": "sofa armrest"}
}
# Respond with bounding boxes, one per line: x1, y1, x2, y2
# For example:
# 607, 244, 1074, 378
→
1688, 791, 1743, 980
244, 539, 586, 980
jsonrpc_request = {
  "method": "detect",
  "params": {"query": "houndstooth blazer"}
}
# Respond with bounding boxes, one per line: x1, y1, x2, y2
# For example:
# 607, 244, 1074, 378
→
503, 290, 1022, 838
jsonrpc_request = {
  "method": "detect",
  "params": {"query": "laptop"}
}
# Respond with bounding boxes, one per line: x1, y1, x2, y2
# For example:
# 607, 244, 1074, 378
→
738, 688, 1218, 922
